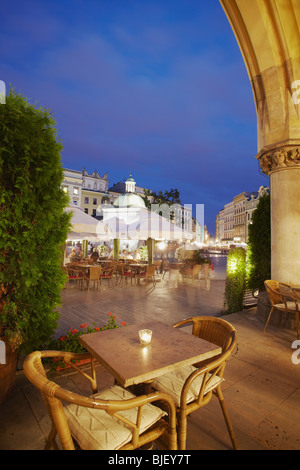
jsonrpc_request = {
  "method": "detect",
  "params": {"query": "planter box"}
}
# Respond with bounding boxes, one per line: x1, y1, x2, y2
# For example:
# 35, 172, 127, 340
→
53, 357, 96, 371
0, 340, 18, 405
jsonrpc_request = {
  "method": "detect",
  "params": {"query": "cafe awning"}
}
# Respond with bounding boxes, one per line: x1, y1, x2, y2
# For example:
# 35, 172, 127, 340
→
100, 208, 193, 241
66, 205, 112, 241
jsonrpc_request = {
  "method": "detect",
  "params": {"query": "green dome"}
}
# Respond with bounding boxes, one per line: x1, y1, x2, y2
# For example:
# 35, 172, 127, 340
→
126, 174, 135, 182
113, 193, 145, 209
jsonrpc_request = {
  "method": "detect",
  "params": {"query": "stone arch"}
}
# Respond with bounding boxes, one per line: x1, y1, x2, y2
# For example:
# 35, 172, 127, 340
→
220, 0, 300, 284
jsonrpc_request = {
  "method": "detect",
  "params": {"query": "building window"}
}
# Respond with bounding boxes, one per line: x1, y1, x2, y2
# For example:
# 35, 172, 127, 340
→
73, 187, 79, 195
73, 200, 78, 206
84, 197, 89, 204
62, 186, 68, 193
84, 208, 88, 214
92, 209, 96, 216
93, 198, 97, 205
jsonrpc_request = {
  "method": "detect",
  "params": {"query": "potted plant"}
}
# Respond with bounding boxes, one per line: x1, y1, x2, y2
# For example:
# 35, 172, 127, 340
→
139, 246, 148, 261
48, 314, 127, 371
0, 89, 71, 403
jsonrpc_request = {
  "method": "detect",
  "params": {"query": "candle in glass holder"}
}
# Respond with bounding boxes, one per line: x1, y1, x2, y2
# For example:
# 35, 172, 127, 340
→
139, 329, 152, 346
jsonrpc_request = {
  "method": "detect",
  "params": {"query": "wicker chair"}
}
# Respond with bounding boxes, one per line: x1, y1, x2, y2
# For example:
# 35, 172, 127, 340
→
181, 264, 201, 282
264, 280, 300, 339
84, 266, 102, 293
153, 260, 163, 274
23, 351, 177, 451
152, 316, 238, 450
117, 263, 136, 287
66, 267, 85, 290
139, 264, 156, 287
101, 265, 116, 288
162, 260, 169, 279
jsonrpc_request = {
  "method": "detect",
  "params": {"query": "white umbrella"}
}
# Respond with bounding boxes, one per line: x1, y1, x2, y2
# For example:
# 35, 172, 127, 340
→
131, 209, 193, 241
66, 205, 113, 241
66, 205, 99, 233
99, 209, 193, 241
67, 232, 101, 242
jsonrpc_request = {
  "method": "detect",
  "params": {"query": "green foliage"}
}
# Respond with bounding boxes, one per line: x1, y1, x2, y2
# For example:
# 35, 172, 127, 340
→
225, 247, 246, 313
143, 188, 181, 207
0, 89, 71, 353
48, 314, 126, 370
139, 246, 148, 261
247, 194, 271, 291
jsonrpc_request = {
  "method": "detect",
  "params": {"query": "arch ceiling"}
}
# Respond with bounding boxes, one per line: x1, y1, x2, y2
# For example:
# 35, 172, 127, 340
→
220, 0, 300, 169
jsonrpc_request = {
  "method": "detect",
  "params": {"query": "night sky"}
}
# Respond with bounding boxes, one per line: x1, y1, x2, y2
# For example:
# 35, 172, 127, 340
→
1, 0, 269, 235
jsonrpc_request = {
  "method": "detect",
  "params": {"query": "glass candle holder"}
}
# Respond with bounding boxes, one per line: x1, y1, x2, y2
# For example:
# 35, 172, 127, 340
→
139, 329, 152, 346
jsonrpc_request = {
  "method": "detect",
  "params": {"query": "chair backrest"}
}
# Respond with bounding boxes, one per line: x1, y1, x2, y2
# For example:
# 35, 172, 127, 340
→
89, 266, 102, 280
172, 317, 237, 407
173, 316, 236, 354
67, 267, 82, 278
146, 265, 156, 276
102, 265, 115, 277
23, 350, 177, 451
264, 280, 284, 305
192, 265, 201, 275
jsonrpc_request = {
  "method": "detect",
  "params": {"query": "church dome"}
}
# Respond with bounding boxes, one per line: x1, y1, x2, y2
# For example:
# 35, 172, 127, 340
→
113, 192, 146, 209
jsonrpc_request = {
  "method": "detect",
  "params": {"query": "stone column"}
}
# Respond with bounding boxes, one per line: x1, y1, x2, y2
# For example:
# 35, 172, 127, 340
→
220, 0, 300, 285
258, 146, 300, 284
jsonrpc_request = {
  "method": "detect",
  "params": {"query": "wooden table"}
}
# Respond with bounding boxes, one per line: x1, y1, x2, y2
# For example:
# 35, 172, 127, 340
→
79, 321, 222, 392
128, 264, 147, 285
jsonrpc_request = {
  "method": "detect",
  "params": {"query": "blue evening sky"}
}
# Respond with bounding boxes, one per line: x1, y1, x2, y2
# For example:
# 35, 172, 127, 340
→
1, 0, 269, 235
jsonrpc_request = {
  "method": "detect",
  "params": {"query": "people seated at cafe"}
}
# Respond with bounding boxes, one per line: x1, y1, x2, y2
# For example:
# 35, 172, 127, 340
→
126, 251, 133, 260
134, 249, 141, 261
90, 248, 99, 262
69, 249, 77, 261
119, 249, 127, 260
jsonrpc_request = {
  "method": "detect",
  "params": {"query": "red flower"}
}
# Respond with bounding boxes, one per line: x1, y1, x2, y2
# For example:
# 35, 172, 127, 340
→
112, 315, 116, 319
80, 323, 87, 328
60, 336, 67, 341
95, 326, 100, 331
121, 321, 127, 326
107, 312, 111, 316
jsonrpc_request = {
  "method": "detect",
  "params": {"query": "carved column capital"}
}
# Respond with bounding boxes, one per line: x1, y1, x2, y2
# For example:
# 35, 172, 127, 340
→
257, 146, 300, 175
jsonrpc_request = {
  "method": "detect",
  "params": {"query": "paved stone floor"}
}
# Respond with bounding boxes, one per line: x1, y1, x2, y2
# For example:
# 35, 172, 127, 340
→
55, 276, 227, 338
1, 275, 300, 451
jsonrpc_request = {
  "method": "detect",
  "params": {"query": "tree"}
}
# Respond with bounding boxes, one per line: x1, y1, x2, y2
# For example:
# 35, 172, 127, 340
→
0, 89, 71, 353
247, 193, 271, 291
143, 188, 181, 221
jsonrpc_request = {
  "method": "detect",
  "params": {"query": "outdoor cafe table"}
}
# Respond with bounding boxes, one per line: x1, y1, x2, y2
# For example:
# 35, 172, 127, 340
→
79, 320, 222, 393
128, 263, 147, 285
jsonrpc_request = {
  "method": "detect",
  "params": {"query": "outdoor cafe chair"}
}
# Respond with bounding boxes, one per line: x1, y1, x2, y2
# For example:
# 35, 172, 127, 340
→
152, 316, 238, 450
84, 266, 102, 293
117, 263, 136, 286
264, 280, 300, 339
23, 351, 177, 451
162, 260, 169, 279
101, 265, 116, 288
181, 264, 201, 282
138, 264, 156, 287
66, 267, 84, 290
153, 260, 162, 274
